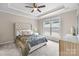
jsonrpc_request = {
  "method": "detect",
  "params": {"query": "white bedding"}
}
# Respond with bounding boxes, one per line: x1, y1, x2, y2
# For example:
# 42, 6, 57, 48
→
29, 42, 47, 53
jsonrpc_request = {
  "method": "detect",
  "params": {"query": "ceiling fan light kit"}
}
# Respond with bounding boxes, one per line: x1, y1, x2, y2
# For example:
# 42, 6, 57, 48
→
33, 8, 37, 11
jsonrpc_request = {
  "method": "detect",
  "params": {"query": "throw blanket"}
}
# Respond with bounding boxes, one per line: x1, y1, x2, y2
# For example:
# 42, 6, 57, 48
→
15, 35, 30, 56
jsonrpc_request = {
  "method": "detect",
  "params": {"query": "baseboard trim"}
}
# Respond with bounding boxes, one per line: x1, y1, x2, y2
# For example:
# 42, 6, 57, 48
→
48, 39, 59, 43
0, 41, 14, 45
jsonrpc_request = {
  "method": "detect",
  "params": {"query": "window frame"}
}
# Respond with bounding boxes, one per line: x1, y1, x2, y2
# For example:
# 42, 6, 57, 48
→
43, 16, 62, 36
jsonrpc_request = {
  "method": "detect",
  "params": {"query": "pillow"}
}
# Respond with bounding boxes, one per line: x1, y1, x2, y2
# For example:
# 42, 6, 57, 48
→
21, 30, 33, 36
33, 32, 39, 36
16, 31, 22, 36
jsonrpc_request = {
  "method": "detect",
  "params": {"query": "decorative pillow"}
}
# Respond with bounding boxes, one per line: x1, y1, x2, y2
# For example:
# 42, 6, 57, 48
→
16, 31, 22, 36
33, 32, 39, 36
21, 30, 33, 36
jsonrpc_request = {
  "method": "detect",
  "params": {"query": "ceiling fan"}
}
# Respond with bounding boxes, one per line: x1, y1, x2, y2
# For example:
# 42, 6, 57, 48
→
25, 3, 46, 13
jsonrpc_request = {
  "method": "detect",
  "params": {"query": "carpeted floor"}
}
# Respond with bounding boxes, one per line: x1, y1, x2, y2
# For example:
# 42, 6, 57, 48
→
28, 40, 59, 56
0, 40, 59, 56
0, 42, 21, 56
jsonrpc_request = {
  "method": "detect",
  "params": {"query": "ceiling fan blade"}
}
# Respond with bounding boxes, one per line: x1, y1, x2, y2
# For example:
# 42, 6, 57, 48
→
33, 3, 36, 8
31, 9, 34, 13
25, 6, 33, 8
37, 9, 41, 12
38, 5, 45, 8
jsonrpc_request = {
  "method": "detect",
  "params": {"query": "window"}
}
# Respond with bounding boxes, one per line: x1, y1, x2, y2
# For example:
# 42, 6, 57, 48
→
43, 21, 50, 36
43, 17, 61, 38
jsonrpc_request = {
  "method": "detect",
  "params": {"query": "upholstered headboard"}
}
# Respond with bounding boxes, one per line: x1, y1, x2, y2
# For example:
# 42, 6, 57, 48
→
15, 23, 32, 36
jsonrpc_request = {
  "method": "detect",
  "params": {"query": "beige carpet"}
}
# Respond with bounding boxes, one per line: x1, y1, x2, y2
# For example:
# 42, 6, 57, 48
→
0, 42, 21, 56
28, 40, 59, 56
0, 40, 59, 56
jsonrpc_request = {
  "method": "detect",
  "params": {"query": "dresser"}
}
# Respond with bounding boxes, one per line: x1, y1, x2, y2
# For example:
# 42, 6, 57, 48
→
59, 36, 79, 56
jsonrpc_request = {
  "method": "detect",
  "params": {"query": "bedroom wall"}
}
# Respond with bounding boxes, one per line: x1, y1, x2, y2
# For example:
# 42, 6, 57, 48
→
37, 10, 77, 37
0, 12, 37, 44
76, 8, 79, 34
60, 10, 77, 36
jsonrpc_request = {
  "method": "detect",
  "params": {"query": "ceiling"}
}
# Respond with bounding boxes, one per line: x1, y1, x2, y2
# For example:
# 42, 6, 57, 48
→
0, 3, 79, 19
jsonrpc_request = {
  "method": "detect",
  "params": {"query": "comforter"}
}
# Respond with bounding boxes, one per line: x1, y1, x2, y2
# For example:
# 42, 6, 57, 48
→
26, 34, 48, 47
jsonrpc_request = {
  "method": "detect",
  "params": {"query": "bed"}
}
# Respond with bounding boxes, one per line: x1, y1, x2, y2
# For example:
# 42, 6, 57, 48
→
14, 23, 48, 55
26, 34, 47, 53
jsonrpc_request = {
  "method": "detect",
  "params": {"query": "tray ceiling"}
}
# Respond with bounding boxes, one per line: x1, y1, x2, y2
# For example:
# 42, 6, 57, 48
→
0, 3, 79, 19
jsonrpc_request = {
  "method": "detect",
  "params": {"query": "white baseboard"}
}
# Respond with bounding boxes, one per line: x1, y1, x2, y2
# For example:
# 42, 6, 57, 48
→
0, 41, 14, 45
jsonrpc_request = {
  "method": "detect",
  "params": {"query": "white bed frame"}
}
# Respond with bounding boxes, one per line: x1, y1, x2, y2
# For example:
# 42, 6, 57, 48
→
15, 23, 47, 53
29, 42, 47, 53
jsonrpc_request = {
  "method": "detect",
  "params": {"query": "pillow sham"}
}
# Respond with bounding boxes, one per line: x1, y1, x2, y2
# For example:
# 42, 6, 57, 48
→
21, 30, 33, 36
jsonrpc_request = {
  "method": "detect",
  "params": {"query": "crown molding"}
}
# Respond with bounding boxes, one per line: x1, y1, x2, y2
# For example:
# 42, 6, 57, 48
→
0, 10, 38, 20
8, 4, 33, 16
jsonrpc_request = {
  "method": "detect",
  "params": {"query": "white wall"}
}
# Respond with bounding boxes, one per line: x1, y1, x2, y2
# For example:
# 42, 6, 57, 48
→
60, 10, 77, 36
77, 8, 79, 34
0, 12, 37, 43
37, 10, 77, 37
